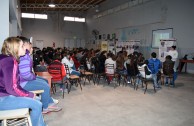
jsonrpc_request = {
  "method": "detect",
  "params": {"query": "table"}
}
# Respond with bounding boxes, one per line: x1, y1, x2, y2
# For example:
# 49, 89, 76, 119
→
35, 72, 52, 88
179, 59, 194, 73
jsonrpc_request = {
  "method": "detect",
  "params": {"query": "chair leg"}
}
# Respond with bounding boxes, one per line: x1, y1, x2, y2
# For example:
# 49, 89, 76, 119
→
144, 82, 148, 94
84, 76, 87, 86
92, 74, 95, 85
78, 79, 82, 91
133, 79, 136, 90
97, 74, 100, 85
161, 76, 164, 85
4, 119, 6, 126
27, 114, 32, 126
68, 82, 72, 94
136, 84, 138, 90
51, 83, 55, 94
88, 75, 91, 83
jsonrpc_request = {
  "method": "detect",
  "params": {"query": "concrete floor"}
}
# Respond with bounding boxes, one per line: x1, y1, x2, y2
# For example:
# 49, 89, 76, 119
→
44, 73, 194, 126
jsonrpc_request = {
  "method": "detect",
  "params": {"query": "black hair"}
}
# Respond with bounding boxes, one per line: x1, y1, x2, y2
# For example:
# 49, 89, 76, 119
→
54, 54, 61, 60
144, 60, 149, 65
107, 53, 112, 58
151, 52, 157, 58
17, 36, 30, 43
171, 46, 176, 49
165, 55, 172, 60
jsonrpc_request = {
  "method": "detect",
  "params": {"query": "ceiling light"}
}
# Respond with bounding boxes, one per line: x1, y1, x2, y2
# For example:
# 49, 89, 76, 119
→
49, 3, 55, 7
49, 0, 55, 8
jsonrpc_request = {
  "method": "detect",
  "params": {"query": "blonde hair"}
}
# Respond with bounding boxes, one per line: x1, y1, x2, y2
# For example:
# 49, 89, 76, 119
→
1, 37, 22, 61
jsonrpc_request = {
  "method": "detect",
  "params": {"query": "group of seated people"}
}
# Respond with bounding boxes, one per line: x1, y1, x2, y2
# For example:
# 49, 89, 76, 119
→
33, 44, 178, 90
0, 36, 177, 125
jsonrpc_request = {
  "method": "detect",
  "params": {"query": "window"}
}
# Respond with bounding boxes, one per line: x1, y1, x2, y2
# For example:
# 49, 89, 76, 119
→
152, 28, 173, 48
74, 17, 85, 22
64, 16, 85, 22
35, 14, 47, 19
64, 16, 75, 21
22, 13, 34, 18
22, 13, 47, 19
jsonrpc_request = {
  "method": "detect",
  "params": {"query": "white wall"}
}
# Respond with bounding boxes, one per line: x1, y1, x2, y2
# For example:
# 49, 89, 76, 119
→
0, 0, 22, 52
86, 0, 194, 73
22, 13, 86, 48
0, 0, 9, 51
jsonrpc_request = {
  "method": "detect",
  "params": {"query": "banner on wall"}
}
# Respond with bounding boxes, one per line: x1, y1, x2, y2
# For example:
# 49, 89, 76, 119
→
115, 40, 140, 54
159, 39, 176, 62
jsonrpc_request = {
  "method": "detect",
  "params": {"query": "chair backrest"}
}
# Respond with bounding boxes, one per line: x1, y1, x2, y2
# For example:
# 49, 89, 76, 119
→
64, 64, 71, 76
138, 65, 146, 78
163, 62, 174, 75
126, 63, 138, 76
138, 64, 153, 79
105, 64, 115, 75
90, 56, 99, 73
86, 61, 91, 70
48, 61, 63, 81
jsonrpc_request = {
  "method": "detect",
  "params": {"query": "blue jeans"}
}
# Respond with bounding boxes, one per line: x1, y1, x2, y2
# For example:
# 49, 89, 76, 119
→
136, 73, 142, 85
58, 76, 68, 89
165, 72, 177, 85
0, 95, 46, 126
71, 64, 76, 70
23, 78, 54, 109
71, 70, 81, 76
36, 76, 48, 83
152, 74, 160, 87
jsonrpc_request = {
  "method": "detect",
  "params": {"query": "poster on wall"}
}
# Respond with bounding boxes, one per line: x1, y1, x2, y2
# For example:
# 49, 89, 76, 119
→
35, 40, 44, 50
116, 41, 123, 52
159, 39, 176, 62
108, 40, 115, 53
101, 41, 108, 51
129, 40, 140, 54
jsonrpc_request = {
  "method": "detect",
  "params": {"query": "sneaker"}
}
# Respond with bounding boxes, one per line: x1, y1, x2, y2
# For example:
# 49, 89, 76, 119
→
42, 106, 62, 114
48, 98, 59, 107
60, 88, 68, 93
155, 86, 162, 89
52, 98, 59, 104
127, 81, 131, 84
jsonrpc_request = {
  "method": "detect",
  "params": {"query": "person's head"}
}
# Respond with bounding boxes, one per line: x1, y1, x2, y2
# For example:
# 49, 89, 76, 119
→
17, 36, 32, 53
165, 55, 172, 60
107, 53, 112, 58
151, 52, 157, 58
144, 60, 149, 65
171, 46, 176, 50
1, 37, 26, 61
63, 51, 69, 58
69, 52, 74, 57
54, 54, 61, 61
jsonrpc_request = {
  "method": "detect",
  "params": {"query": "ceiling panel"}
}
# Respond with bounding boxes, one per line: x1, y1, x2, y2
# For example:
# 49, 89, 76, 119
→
20, 0, 106, 13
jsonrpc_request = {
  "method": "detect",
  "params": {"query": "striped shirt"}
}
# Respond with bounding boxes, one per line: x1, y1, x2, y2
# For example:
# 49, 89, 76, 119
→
19, 50, 36, 87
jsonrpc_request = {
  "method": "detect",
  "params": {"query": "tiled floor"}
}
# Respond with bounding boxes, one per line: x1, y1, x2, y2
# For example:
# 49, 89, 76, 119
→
44, 73, 194, 126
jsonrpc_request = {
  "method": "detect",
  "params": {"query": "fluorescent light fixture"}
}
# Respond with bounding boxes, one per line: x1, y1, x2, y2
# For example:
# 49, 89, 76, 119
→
64, 16, 74, 21
22, 13, 34, 18
49, 3, 55, 7
75, 17, 85, 22
35, 14, 48, 19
